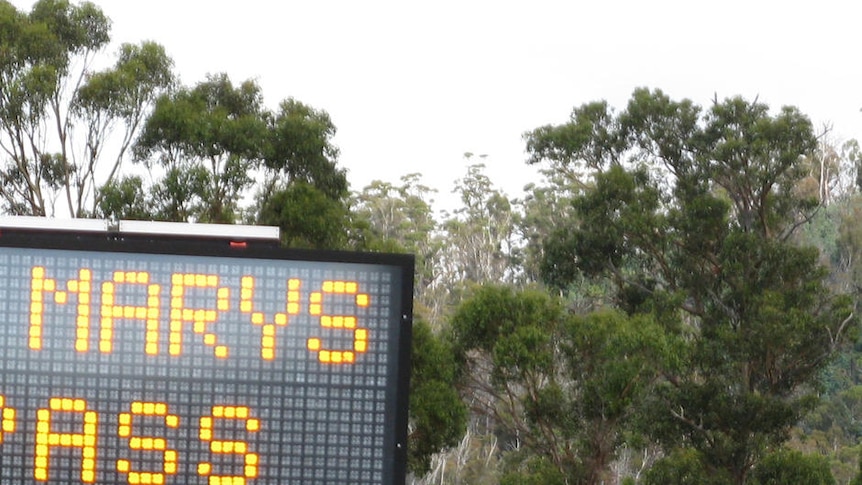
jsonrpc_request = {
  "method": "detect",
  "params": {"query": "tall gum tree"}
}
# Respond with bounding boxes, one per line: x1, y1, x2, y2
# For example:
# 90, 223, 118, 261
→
133, 73, 267, 223
133, 74, 347, 225
449, 285, 673, 484
352, 175, 442, 313
439, 160, 518, 285
526, 88, 856, 484
0, 0, 173, 216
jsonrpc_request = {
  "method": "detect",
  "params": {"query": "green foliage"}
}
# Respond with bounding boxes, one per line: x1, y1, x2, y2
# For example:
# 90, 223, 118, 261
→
793, 204, 841, 269
95, 175, 149, 221
407, 320, 467, 475
702, 99, 818, 237
643, 449, 732, 485
851, 447, 862, 485
133, 73, 264, 222
257, 182, 351, 249
563, 310, 677, 484
526, 100, 625, 172
73, 40, 175, 216
451, 285, 672, 484
836, 195, 862, 290
450, 285, 562, 357
264, 98, 346, 199
440, 162, 518, 285
800, 385, 862, 449
514, 175, 582, 284
0, 0, 172, 217
132, 73, 346, 225
527, 88, 856, 483
74, 41, 174, 118
565, 311, 674, 422
148, 166, 213, 222
352, 174, 441, 311
499, 454, 567, 485
749, 449, 835, 485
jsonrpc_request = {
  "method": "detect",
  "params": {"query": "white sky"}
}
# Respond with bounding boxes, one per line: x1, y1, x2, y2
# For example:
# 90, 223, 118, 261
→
13, 0, 862, 212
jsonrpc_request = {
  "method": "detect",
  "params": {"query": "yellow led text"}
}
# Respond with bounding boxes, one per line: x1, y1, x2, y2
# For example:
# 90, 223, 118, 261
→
29, 267, 92, 352
198, 405, 259, 485
0, 395, 16, 444
306, 280, 370, 365
27, 267, 373, 364
34, 398, 98, 483
101, 272, 161, 355
117, 401, 180, 485
169, 273, 230, 358
240, 276, 300, 360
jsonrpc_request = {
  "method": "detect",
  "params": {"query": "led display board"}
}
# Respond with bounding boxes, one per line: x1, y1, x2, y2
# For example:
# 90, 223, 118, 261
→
0, 222, 414, 484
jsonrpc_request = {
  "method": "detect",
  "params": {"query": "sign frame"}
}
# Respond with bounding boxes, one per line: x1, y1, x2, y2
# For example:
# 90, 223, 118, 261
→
0, 220, 415, 485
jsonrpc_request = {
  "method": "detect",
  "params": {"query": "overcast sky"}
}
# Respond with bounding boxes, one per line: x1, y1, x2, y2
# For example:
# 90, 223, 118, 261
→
14, 0, 862, 211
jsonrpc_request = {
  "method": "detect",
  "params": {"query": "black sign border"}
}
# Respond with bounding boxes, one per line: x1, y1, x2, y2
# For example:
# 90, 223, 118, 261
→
0, 226, 415, 485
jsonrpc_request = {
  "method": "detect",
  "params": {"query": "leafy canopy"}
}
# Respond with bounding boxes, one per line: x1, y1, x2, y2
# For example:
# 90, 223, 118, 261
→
526, 88, 855, 483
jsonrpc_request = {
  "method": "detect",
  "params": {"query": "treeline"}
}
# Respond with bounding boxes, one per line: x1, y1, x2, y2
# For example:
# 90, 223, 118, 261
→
4, 2, 862, 484
413, 91, 862, 485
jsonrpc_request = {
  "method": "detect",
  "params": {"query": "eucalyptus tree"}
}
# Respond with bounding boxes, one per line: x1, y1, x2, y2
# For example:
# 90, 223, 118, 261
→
132, 73, 266, 223
439, 160, 518, 285
515, 173, 584, 287
132, 73, 348, 226
352, 174, 443, 317
253, 99, 350, 246
347, 175, 472, 477
353, 174, 437, 253
256, 181, 352, 249
526, 88, 856, 484
450, 285, 672, 484
0, 0, 173, 216
797, 136, 861, 207
261, 97, 346, 200
408, 319, 468, 476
